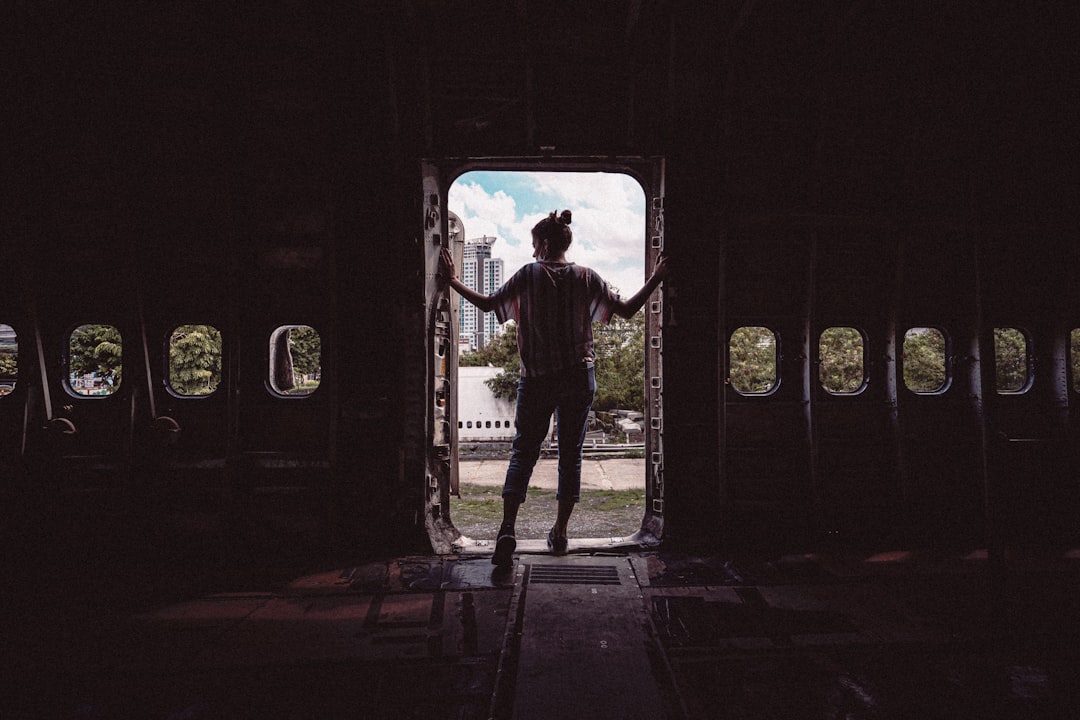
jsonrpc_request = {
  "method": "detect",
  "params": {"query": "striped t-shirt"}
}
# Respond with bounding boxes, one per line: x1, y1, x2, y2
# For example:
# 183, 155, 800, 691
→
491, 261, 620, 377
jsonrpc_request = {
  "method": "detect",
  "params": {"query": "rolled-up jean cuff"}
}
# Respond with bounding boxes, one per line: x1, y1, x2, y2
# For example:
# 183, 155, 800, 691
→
501, 485, 528, 503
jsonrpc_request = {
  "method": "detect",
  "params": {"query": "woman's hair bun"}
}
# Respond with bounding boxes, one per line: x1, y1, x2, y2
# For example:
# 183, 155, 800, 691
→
533, 209, 573, 252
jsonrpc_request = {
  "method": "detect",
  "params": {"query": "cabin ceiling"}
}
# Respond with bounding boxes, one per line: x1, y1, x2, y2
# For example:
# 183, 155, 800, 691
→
10, 1, 1080, 235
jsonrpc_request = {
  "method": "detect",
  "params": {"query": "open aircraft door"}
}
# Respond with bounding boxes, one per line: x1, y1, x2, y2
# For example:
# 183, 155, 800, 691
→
421, 161, 464, 552
420, 157, 667, 552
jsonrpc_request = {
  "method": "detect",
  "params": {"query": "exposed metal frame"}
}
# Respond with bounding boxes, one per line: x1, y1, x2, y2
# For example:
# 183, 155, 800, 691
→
420, 156, 667, 552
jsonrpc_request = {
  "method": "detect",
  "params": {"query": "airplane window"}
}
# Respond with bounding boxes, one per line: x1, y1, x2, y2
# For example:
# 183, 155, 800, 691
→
903, 327, 948, 393
994, 327, 1030, 393
269, 325, 321, 396
819, 326, 866, 394
729, 326, 777, 394
168, 324, 223, 396
68, 324, 122, 396
0, 324, 16, 397
1072, 329, 1080, 393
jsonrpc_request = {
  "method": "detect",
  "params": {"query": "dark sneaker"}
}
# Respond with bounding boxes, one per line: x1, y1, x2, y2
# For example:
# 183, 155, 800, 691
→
547, 527, 568, 556
492, 526, 516, 567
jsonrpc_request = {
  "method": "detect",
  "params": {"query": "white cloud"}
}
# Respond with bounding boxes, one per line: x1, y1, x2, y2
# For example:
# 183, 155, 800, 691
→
526, 171, 644, 213
449, 171, 648, 298
449, 181, 517, 239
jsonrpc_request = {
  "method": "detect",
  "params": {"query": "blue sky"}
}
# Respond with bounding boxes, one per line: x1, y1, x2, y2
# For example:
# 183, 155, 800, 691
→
448, 171, 646, 296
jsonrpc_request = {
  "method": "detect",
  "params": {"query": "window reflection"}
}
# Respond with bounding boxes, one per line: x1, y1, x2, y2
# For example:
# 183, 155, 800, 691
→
269, 325, 321, 396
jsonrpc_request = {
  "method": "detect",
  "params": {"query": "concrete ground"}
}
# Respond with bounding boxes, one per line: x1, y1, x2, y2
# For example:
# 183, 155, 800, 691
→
457, 456, 645, 492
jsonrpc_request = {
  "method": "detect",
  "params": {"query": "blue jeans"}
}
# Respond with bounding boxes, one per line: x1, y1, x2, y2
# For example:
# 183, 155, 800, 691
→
502, 365, 596, 504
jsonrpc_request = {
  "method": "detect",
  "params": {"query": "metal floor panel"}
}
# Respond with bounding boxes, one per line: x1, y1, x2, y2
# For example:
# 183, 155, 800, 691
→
507, 557, 666, 720
8, 549, 1080, 719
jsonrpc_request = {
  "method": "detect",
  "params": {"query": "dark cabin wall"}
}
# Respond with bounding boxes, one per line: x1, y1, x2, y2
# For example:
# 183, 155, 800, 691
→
10, 5, 426, 551
7, 2, 1080, 558
668, 2, 1080, 550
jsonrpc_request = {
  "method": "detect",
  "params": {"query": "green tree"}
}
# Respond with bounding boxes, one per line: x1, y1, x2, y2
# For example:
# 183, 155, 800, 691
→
289, 325, 322, 379
994, 327, 1028, 392
819, 326, 865, 393
729, 326, 777, 393
1072, 329, 1080, 393
466, 315, 650, 413
270, 325, 321, 394
69, 324, 123, 392
0, 353, 15, 380
592, 312, 645, 411
460, 322, 519, 369
169, 324, 222, 395
485, 368, 520, 401
460, 322, 520, 400
0, 350, 15, 395
902, 327, 946, 392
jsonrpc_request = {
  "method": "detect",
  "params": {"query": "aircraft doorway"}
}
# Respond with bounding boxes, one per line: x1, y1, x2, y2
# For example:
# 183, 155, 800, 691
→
419, 161, 666, 555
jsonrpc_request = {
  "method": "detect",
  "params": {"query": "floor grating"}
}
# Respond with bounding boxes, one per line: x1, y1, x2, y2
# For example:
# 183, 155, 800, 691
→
528, 564, 622, 585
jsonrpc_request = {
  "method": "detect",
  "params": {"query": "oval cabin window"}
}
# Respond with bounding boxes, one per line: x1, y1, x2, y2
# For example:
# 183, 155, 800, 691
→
68, 324, 122, 396
819, 326, 866, 394
729, 326, 778, 394
0, 324, 16, 397
269, 325, 322, 396
168, 324, 223, 396
903, 327, 948, 394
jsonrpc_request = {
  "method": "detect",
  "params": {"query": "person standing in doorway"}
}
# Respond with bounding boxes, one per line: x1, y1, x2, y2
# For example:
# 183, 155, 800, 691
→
441, 210, 669, 566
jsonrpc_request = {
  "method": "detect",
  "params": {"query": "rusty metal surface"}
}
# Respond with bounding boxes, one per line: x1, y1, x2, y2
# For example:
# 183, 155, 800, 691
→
5, 547, 1080, 718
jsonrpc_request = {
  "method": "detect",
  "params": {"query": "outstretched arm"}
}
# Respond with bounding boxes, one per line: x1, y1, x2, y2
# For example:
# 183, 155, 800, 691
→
440, 247, 497, 313
612, 255, 670, 319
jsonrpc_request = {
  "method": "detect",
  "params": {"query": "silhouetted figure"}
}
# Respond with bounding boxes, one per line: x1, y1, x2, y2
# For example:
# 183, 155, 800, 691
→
442, 210, 668, 566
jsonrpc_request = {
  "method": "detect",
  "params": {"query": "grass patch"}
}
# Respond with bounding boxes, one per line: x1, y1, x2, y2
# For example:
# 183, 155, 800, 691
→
452, 483, 645, 540
452, 486, 503, 520
453, 485, 560, 520
583, 488, 647, 511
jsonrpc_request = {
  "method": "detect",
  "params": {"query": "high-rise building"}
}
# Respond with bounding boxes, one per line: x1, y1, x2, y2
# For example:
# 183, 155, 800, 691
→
459, 235, 505, 351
